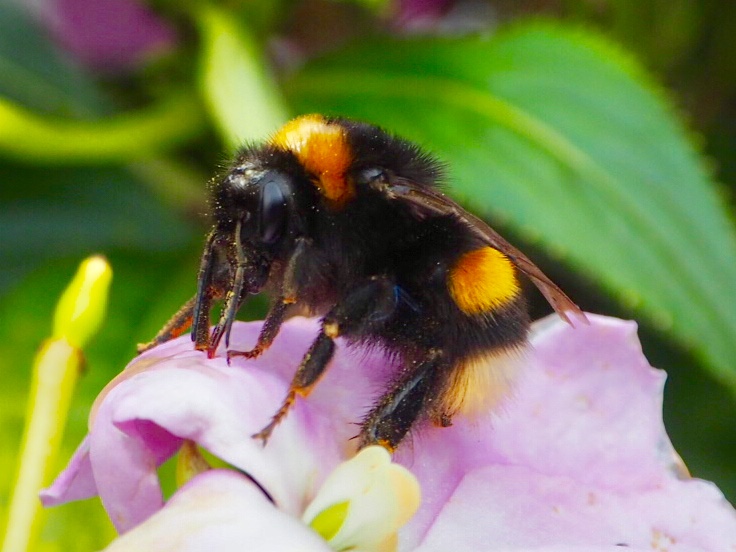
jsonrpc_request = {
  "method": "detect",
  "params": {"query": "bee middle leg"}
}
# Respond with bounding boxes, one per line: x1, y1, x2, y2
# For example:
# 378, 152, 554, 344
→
252, 275, 397, 444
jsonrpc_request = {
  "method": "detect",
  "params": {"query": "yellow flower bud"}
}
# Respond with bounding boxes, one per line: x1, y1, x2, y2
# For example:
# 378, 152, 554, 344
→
53, 255, 112, 349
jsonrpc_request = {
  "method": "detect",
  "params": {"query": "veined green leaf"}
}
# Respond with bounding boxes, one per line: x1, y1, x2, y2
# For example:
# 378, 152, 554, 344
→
286, 22, 736, 391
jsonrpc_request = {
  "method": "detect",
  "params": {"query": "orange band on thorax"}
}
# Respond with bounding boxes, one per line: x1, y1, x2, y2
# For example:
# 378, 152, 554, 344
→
271, 115, 355, 206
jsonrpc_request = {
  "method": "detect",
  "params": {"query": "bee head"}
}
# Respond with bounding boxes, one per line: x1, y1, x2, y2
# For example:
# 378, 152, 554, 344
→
189, 164, 299, 355
212, 164, 291, 251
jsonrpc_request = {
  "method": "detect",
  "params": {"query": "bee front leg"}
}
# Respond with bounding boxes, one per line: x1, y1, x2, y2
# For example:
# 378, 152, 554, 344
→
136, 295, 197, 354
227, 300, 289, 362
253, 275, 397, 444
358, 349, 445, 452
228, 237, 312, 361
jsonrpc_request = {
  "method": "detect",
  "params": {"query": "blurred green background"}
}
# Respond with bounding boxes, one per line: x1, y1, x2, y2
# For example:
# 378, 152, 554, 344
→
1, 0, 735, 549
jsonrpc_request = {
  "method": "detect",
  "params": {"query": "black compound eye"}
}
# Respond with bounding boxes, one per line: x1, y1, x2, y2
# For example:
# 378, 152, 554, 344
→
259, 178, 287, 244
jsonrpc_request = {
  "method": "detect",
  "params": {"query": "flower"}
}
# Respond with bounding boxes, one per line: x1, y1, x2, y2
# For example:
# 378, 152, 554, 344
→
27, 0, 177, 73
102, 469, 331, 552
42, 314, 736, 550
102, 445, 420, 552
303, 446, 420, 551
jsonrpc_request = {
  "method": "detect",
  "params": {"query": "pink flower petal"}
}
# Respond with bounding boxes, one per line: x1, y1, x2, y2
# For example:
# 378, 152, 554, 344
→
39, 435, 96, 506
396, 314, 736, 550
103, 470, 331, 551
415, 464, 736, 551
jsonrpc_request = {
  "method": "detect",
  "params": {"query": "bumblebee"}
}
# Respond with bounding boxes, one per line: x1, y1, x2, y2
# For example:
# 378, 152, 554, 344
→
142, 114, 583, 451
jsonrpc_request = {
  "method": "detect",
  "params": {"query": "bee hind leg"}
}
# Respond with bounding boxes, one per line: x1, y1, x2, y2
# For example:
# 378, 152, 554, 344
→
358, 349, 445, 452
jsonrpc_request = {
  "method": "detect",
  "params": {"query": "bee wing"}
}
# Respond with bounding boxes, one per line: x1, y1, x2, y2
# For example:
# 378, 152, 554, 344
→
370, 177, 586, 325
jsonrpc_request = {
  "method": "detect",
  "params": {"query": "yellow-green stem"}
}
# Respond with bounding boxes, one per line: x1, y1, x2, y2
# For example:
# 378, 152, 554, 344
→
0, 91, 204, 164
2, 256, 111, 552
2, 339, 82, 552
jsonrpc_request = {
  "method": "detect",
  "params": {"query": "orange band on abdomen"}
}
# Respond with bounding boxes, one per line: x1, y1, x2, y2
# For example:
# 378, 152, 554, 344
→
447, 246, 520, 315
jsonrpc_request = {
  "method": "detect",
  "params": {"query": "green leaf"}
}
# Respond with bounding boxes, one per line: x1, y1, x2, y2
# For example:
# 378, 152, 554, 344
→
286, 22, 736, 391
197, 5, 288, 149
0, 164, 198, 292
